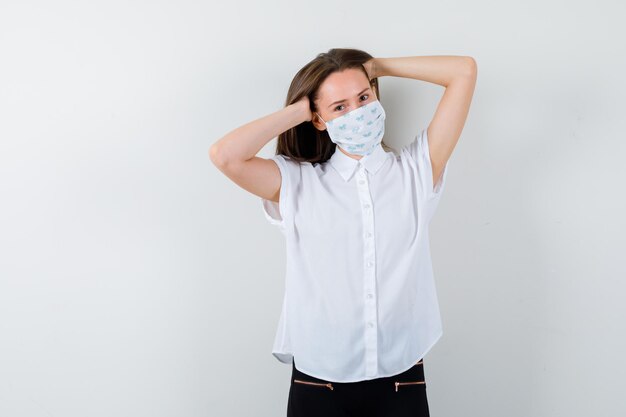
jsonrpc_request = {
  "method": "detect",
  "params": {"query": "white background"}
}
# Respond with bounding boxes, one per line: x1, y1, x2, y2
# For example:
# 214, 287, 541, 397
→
1, 1, 625, 416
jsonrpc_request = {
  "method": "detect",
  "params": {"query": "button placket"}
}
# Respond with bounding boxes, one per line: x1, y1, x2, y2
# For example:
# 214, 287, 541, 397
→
356, 163, 378, 377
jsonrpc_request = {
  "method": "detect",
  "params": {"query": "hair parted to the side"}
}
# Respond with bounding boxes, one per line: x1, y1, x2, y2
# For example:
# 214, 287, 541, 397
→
275, 48, 392, 163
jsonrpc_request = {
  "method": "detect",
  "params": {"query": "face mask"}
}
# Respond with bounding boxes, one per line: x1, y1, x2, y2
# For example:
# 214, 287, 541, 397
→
316, 99, 386, 156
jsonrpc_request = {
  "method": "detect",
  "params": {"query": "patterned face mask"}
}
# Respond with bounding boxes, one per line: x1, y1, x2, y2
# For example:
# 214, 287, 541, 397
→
317, 99, 386, 156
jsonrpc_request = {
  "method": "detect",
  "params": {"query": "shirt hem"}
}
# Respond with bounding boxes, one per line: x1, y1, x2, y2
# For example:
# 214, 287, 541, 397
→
272, 350, 293, 364
272, 328, 443, 383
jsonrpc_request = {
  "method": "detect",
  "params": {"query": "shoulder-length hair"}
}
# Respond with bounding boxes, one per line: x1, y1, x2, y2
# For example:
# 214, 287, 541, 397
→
275, 48, 392, 163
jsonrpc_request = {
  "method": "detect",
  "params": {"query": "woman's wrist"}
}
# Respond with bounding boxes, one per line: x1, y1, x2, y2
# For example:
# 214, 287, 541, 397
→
290, 97, 312, 124
364, 58, 380, 80
372, 57, 387, 78
283, 99, 310, 127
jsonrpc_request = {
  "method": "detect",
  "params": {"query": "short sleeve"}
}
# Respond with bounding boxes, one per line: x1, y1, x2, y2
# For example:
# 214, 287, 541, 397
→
401, 127, 449, 201
400, 128, 450, 223
259, 154, 298, 233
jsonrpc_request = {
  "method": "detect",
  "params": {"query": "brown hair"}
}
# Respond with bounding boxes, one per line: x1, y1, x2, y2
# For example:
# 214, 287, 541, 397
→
275, 48, 392, 163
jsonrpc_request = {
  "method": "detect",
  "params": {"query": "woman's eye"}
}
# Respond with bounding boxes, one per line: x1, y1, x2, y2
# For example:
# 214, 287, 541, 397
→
334, 95, 369, 112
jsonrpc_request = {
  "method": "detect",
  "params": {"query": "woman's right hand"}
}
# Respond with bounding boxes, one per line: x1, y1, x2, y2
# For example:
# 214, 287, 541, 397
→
294, 95, 313, 123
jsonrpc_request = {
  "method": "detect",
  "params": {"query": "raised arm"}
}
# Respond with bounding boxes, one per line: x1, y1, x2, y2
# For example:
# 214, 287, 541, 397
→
209, 97, 311, 203
375, 55, 477, 190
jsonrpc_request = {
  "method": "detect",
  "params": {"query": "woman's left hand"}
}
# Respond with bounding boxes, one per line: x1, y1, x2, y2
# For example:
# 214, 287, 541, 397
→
363, 58, 378, 80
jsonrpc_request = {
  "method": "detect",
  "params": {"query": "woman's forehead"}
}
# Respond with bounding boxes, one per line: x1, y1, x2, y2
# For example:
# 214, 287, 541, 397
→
318, 70, 371, 104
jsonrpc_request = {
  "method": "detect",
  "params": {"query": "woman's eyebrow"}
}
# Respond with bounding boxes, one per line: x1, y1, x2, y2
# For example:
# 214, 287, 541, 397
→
327, 87, 370, 108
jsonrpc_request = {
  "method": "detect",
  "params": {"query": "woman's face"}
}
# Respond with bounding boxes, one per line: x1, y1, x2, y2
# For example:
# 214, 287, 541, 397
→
313, 68, 377, 131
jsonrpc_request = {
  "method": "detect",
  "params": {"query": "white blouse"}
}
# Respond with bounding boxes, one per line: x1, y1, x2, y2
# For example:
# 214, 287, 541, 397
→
260, 127, 449, 383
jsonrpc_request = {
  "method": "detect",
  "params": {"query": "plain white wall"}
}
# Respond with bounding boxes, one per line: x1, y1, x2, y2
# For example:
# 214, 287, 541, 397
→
1, 1, 625, 416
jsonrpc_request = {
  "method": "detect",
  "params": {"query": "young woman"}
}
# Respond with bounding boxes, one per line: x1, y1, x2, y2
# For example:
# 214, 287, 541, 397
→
210, 49, 476, 417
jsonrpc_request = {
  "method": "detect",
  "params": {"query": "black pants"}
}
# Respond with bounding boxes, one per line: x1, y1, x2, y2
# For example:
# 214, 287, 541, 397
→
287, 359, 430, 417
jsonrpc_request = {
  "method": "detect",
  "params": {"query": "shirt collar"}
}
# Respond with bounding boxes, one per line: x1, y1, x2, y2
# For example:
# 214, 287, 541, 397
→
329, 142, 388, 182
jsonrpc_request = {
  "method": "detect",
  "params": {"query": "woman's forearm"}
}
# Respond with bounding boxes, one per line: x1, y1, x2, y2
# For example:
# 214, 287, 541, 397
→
210, 100, 307, 166
374, 55, 476, 87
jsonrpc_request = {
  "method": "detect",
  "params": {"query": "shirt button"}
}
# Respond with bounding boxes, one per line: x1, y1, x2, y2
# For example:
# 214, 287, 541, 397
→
367, 261, 373, 267
366, 232, 372, 238
367, 293, 373, 299
364, 203, 370, 209
368, 322, 374, 328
